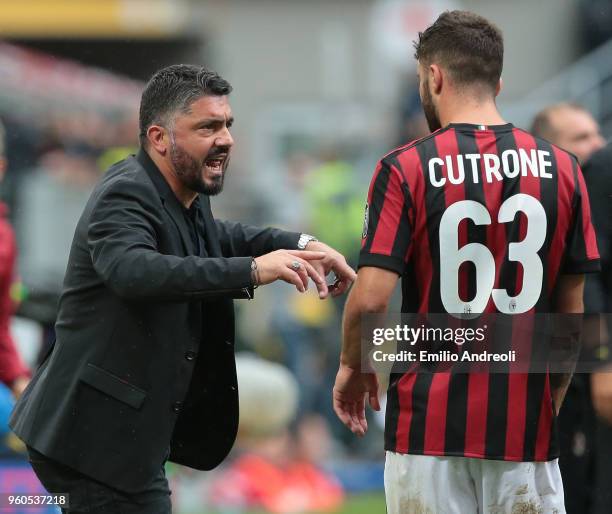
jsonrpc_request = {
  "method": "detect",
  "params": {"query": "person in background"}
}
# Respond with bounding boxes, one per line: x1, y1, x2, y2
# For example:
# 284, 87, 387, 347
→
531, 103, 606, 514
0, 118, 30, 459
530, 102, 605, 164
0, 118, 29, 399
580, 143, 612, 514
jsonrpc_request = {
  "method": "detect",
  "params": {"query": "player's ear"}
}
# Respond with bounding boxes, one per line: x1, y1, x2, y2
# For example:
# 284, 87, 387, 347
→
147, 125, 169, 156
495, 78, 503, 97
430, 64, 443, 95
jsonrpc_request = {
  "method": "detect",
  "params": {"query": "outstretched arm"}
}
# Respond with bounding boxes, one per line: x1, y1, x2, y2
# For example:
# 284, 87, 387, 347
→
215, 219, 301, 257
216, 219, 356, 299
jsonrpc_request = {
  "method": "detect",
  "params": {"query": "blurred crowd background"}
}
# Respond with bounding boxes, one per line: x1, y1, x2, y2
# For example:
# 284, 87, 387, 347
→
1, 0, 612, 513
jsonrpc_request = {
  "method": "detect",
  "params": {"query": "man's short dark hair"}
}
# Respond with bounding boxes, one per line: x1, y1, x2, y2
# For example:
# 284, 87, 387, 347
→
139, 64, 232, 146
414, 10, 504, 94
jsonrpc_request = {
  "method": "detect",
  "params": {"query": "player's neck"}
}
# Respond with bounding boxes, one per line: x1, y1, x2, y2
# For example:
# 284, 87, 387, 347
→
440, 97, 506, 128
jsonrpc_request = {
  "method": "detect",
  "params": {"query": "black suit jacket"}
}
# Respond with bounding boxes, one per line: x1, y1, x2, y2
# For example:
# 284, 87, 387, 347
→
10, 150, 300, 492
583, 144, 612, 312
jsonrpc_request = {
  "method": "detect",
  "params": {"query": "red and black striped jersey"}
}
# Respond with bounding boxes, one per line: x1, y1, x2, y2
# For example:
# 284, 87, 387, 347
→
359, 123, 600, 462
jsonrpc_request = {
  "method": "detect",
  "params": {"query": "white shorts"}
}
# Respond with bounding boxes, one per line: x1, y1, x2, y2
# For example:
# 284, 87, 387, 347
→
385, 451, 565, 514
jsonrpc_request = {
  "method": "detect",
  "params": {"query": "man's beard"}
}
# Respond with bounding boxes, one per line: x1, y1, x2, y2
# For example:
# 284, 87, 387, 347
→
169, 139, 228, 196
421, 81, 442, 132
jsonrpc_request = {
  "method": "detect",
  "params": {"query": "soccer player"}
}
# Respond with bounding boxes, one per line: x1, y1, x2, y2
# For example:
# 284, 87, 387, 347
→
333, 10, 600, 513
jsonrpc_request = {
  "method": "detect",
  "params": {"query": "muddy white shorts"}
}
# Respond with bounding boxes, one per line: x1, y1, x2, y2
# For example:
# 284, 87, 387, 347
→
385, 451, 565, 514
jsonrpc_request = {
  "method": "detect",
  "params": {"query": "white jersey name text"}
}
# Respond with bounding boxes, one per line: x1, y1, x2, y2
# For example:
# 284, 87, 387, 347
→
428, 149, 553, 187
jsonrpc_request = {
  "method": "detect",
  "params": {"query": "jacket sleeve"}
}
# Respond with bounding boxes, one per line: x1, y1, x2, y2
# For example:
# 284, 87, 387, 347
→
87, 178, 254, 301
214, 219, 301, 257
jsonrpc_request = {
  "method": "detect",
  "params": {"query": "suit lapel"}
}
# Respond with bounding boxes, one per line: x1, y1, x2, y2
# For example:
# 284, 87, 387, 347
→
136, 150, 195, 256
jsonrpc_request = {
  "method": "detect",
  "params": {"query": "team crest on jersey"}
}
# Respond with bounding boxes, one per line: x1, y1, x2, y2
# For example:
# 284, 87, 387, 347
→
362, 203, 369, 239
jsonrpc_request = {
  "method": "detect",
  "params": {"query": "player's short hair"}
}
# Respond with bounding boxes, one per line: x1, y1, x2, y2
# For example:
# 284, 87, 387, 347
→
414, 10, 503, 95
530, 102, 590, 141
139, 64, 232, 147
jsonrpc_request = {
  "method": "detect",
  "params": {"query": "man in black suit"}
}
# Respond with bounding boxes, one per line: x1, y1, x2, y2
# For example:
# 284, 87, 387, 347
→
582, 143, 612, 514
9, 64, 355, 513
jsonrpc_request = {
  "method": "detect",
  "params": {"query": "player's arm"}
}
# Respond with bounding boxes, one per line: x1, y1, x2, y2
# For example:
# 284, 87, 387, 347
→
340, 266, 398, 368
333, 267, 397, 436
333, 157, 411, 435
550, 273, 585, 413
549, 160, 601, 412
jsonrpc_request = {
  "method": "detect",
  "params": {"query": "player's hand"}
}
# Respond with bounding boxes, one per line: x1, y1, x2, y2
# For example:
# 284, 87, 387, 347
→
304, 240, 356, 298
254, 250, 326, 293
592, 366, 612, 425
333, 364, 380, 437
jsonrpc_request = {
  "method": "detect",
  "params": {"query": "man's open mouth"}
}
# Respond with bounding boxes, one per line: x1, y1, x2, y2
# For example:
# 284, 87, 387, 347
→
205, 156, 225, 172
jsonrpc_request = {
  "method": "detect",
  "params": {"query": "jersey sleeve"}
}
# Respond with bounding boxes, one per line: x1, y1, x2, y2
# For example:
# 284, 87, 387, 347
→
562, 163, 601, 274
358, 159, 413, 275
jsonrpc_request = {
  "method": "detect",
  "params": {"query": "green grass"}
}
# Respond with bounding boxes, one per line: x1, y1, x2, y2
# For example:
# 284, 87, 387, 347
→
336, 493, 386, 514
184, 493, 386, 514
